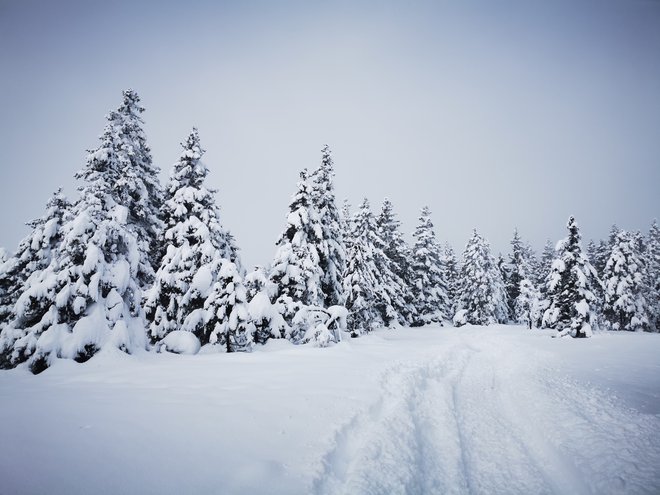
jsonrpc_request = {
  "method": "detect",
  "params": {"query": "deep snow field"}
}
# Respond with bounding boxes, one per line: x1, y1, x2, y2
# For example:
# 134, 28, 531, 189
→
1, 325, 659, 495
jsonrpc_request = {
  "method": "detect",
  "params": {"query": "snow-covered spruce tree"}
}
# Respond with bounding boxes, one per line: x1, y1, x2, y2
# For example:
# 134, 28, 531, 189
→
646, 221, 660, 331
343, 199, 386, 336
506, 230, 526, 317
442, 243, 460, 313
533, 239, 556, 325
341, 199, 352, 248
592, 239, 610, 278
2, 105, 159, 372
645, 221, 660, 331
496, 253, 509, 317
602, 230, 649, 331
506, 230, 542, 326
537, 240, 555, 287
370, 216, 413, 327
0, 190, 72, 369
523, 242, 540, 283
608, 224, 621, 246
586, 240, 599, 270
515, 278, 542, 329
0, 189, 71, 328
377, 198, 417, 324
542, 216, 600, 338
586, 241, 607, 321
144, 129, 240, 345
269, 169, 324, 340
453, 230, 508, 326
410, 206, 450, 325
108, 90, 164, 287
309, 145, 346, 307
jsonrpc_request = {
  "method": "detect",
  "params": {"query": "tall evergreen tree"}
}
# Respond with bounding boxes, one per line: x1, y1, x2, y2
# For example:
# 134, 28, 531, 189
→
340, 199, 352, 251
542, 216, 600, 338
586, 240, 598, 269
515, 279, 542, 329
537, 239, 555, 287
105, 89, 164, 287
608, 224, 621, 247
309, 145, 346, 307
592, 239, 610, 277
645, 220, 660, 332
144, 129, 240, 344
343, 199, 386, 336
532, 240, 554, 327
410, 206, 450, 325
602, 230, 649, 331
0, 91, 162, 371
454, 230, 508, 326
377, 198, 417, 324
505, 230, 526, 318
505, 230, 541, 326
523, 242, 540, 282
442, 243, 460, 313
0, 189, 71, 328
0, 190, 72, 368
269, 169, 324, 336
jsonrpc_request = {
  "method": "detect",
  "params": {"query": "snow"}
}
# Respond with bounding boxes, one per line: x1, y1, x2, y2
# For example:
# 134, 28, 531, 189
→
453, 308, 468, 326
247, 291, 277, 320
1, 325, 659, 495
111, 205, 128, 224
158, 330, 201, 355
190, 263, 214, 295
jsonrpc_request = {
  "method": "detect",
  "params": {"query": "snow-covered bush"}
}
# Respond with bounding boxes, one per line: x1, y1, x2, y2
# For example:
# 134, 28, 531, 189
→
245, 267, 287, 343
291, 305, 347, 347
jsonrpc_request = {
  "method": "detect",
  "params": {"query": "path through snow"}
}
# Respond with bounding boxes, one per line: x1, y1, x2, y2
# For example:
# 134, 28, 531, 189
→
313, 331, 660, 495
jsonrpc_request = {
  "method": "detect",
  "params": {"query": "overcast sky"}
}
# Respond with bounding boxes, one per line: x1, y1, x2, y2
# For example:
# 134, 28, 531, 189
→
1, 0, 658, 268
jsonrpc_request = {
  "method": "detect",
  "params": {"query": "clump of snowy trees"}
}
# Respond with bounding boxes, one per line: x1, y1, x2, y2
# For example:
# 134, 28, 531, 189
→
1, 90, 658, 373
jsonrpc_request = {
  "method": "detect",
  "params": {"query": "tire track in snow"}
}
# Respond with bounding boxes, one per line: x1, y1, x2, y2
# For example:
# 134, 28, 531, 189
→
312, 342, 479, 495
312, 334, 660, 495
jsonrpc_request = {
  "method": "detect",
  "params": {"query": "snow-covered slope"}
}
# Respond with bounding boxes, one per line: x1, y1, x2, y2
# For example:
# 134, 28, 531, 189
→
0, 326, 659, 495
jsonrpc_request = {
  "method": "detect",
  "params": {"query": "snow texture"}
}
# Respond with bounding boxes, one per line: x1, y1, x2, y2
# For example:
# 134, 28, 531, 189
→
1, 325, 658, 495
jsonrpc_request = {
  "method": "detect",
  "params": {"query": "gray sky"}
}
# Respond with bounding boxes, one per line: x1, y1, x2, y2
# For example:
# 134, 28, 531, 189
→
1, 0, 659, 268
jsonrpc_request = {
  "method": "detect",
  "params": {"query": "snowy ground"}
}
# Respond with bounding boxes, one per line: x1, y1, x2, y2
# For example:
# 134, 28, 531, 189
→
1, 325, 659, 495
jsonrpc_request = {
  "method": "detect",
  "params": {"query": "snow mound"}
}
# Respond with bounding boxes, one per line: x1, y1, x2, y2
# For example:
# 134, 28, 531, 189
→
158, 331, 201, 355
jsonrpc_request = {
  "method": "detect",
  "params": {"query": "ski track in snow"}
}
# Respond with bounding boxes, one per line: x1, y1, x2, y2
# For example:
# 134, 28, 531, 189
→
312, 334, 660, 495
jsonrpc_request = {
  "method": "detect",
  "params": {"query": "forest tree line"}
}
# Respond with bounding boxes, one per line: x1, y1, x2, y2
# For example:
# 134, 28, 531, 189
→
0, 90, 658, 374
